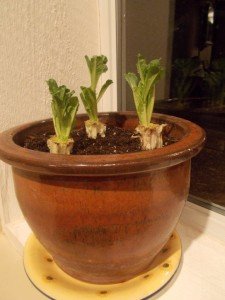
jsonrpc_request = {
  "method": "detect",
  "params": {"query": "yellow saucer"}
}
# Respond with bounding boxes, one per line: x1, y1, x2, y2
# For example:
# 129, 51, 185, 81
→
24, 232, 181, 300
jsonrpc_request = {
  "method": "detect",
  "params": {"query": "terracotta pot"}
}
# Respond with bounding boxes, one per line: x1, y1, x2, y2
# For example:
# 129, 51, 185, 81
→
0, 112, 205, 284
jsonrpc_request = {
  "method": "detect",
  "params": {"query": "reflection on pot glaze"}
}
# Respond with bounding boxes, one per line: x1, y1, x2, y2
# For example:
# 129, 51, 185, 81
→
13, 160, 189, 284
0, 112, 205, 284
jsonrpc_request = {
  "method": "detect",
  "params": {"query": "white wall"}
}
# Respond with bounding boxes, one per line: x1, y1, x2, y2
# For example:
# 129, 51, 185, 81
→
0, 0, 102, 226
0, 0, 100, 131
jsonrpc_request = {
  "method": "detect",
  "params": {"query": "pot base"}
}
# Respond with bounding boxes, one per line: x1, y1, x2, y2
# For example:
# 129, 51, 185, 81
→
24, 232, 181, 300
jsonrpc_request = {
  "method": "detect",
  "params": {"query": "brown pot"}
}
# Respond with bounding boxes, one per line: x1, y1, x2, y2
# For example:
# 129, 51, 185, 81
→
0, 112, 205, 284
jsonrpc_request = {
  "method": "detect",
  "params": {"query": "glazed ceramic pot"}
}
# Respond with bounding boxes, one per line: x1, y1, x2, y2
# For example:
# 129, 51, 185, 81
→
0, 112, 205, 284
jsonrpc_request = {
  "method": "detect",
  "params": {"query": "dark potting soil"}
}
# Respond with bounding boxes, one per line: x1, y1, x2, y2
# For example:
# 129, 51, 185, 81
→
23, 125, 176, 155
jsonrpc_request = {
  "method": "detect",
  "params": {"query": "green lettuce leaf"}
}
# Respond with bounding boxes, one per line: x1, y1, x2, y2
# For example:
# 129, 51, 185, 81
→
47, 79, 79, 142
125, 55, 164, 126
81, 55, 113, 122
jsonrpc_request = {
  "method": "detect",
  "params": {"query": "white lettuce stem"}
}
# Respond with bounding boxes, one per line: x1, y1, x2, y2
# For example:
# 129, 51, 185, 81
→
85, 120, 106, 139
47, 136, 74, 154
136, 123, 166, 150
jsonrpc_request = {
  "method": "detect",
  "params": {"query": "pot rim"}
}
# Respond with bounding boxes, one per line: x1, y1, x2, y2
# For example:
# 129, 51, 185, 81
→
0, 112, 205, 176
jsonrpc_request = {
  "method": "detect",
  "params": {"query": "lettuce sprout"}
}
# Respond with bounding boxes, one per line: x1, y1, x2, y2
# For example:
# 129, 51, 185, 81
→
46, 79, 79, 154
125, 55, 166, 150
80, 55, 113, 139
